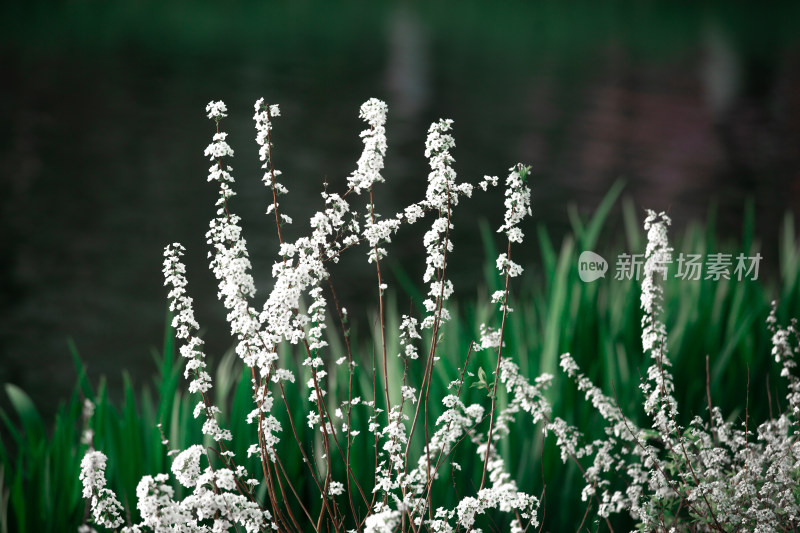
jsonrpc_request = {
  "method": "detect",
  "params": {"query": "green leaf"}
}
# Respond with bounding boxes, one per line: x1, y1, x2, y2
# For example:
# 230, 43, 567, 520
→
581, 179, 625, 250
518, 164, 531, 182
4, 384, 45, 443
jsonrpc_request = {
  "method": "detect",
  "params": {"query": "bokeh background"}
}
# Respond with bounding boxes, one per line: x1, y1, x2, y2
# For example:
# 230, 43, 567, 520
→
2, 1, 800, 420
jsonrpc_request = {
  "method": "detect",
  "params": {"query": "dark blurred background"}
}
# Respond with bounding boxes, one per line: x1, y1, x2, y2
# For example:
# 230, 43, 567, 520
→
1, 1, 799, 420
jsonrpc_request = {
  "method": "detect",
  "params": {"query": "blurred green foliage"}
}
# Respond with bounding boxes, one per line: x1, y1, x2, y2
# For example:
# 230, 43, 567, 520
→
3, 1, 799, 63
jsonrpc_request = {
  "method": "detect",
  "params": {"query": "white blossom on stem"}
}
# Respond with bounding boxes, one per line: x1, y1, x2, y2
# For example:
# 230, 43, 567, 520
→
80, 451, 125, 529
254, 99, 289, 222
348, 98, 388, 194
640, 210, 677, 430
496, 164, 532, 241
417, 119, 473, 330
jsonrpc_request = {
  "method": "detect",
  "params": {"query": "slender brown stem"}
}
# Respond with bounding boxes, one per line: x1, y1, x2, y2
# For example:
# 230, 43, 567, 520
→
766, 374, 774, 420
420, 344, 474, 498
369, 184, 392, 421
479, 239, 512, 491
273, 452, 316, 528
263, 103, 284, 245
705, 354, 716, 441
405, 185, 454, 491
326, 278, 362, 525
611, 381, 704, 531
406, 343, 475, 526
656, 346, 725, 531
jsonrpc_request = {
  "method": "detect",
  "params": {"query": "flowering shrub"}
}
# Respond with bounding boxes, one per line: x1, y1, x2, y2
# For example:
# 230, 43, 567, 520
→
80, 99, 800, 532
548, 212, 800, 531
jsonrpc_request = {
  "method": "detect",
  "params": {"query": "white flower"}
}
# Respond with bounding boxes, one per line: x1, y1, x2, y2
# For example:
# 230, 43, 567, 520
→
79, 451, 125, 529
477, 323, 504, 350
206, 100, 228, 120
348, 98, 388, 194
80, 451, 108, 499
328, 481, 345, 497
364, 508, 401, 533
479, 175, 498, 191
496, 253, 523, 278
254, 98, 289, 216
171, 445, 204, 487
496, 164, 532, 238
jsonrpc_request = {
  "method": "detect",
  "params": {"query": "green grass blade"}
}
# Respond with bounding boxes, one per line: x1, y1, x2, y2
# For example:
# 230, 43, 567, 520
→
622, 196, 642, 251
581, 179, 625, 250
3, 385, 45, 444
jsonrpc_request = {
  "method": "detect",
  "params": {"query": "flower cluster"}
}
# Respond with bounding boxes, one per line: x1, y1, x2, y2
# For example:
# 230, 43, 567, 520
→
127, 467, 269, 533
80, 451, 125, 529
79, 97, 799, 533
496, 164, 531, 242
640, 210, 677, 432
163, 245, 213, 396
81, 98, 546, 532
254, 99, 291, 228
348, 98, 388, 194
542, 210, 800, 531
415, 119, 473, 330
